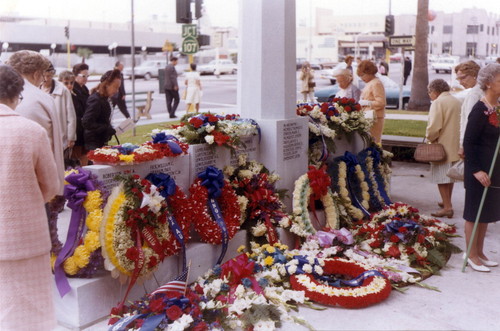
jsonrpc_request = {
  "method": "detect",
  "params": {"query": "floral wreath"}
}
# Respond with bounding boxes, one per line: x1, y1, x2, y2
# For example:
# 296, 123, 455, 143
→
290, 166, 342, 237
289, 258, 391, 308
101, 174, 189, 280
88, 133, 188, 165
52, 168, 106, 296
190, 166, 241, 246
224, 154, 290, 245
352, 203, 459, 274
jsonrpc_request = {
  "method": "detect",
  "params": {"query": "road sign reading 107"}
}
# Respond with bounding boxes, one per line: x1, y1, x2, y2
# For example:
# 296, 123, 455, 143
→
182, 36, 199, 54
388, 35, 415, 48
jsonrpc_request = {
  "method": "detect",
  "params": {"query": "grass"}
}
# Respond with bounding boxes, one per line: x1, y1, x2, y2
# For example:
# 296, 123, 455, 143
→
109, 121, 179, 145
383, 119, 426, 137
109, 115, 426, 146
386, 109, 429, 115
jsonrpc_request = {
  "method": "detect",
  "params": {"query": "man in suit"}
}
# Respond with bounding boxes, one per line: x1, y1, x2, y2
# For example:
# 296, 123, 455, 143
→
111, 61, 131, 119
403, 57, 412, 85
164, 57, 179, 118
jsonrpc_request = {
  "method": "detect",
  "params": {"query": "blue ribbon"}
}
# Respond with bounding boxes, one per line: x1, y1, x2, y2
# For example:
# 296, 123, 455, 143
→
152, 132, 183, 155
340, 152, 370, 217
209, 198, 229, 265
318, 270, 386, 287
114, 143, 139, 155
198, 166, 225, 199
308, 115, 329, 163
168, 215, 187, 270
385, 219, 421, 242
109, 314, 146, 331
139, 314, 164, 331
357, 152, 383, 212
286, 255, 323, 278
145, 173, 176, 198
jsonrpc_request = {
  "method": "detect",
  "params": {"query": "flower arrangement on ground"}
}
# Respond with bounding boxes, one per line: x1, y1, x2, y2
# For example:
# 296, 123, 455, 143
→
87, 133, 189, 165
290, 166, 349, 237
224, 154, 290, 245
351, 203, 461, 275
150, 112, 259, 150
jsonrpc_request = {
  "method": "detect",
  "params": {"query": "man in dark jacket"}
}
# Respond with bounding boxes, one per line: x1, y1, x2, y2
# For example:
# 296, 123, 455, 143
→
164, 57, 179, 118
110, 61, 131, 119
403, 57, 412, 85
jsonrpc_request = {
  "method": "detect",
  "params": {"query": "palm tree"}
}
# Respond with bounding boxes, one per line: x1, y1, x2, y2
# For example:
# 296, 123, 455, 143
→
407, 0, 430, 111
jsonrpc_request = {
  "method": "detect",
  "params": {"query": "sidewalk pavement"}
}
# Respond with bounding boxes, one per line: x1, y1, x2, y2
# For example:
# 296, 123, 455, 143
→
63, 161, 500, 331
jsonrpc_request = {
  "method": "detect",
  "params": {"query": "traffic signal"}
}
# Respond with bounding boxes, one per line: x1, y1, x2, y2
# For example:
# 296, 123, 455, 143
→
194, 0, 203, 19
64, 26, 70, 39
384, 15, 394, 36
198, 34, 210, 46
176, 0, 192, 24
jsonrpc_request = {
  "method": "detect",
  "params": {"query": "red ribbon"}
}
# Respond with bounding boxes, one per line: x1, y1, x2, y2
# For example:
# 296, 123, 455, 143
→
141, 226, 165, 259
118, 230, 145, 310
221, 254, 262, 301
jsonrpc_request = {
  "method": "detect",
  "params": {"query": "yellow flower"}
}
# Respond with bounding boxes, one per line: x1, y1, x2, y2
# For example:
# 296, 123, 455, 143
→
84, 231, 101, 251
266, 246, 276, 254
73, 245, 91, 268
64, 169, 79, 185
86, 209, 102, 231
50, 254, 57, 270
63, 256, 79, 275
264, 256, 274, 266
83, 190, 102, 211
237, 245, 246, 253
119, 154, 135, 163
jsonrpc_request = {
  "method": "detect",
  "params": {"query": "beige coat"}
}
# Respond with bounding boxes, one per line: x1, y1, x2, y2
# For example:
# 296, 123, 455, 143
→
0, 104, 60, 260
425, 91, 461, 163
48, 80, 77, 148
16, 79, 65, 194
360, 77, 386, 118
300, 69, 315, 93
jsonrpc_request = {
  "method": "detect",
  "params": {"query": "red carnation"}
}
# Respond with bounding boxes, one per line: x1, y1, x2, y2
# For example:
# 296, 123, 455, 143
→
398, 227, 408, 233
355, 104, 361, 110
193, 322, 209, 331
321, 102, 329, 113
417, 234, 425, 244
166, 305, 183, 321
369, 240, 382, 248
149, 297, 165, 313
390, 235, 400, 243
386, 245, 401, 258
212, 130, 231, 146
125, 247, 139, 261
190, 117, 204, 128
344, 106, 352, 112
108, 317, 120, 325
135, 319, 145, 328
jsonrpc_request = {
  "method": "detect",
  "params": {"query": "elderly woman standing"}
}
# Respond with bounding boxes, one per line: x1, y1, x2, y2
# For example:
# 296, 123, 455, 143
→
425, 79, 461, 218
300, 61, 316, 103
0, 65, 60, 330
332, 68, 361, 102
357, 60, 386, 144
462, 63, 500, 272
7, 50, 64, 194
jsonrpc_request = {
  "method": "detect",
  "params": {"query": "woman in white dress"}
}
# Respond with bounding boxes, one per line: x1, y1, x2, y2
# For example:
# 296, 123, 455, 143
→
184, 63, 202, 113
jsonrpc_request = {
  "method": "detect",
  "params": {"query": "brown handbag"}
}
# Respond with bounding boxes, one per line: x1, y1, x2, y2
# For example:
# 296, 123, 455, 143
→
414, 140, 446, 163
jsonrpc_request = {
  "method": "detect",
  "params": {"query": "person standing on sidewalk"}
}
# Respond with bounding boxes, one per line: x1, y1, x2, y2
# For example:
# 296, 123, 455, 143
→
462, 63, 500, 272
425, 79, 461, 219
403, 57, 412, 85
110, 61, 131, 119
164, 57, 180, 118
72, 63, 90, 165
300, 61, 316, 103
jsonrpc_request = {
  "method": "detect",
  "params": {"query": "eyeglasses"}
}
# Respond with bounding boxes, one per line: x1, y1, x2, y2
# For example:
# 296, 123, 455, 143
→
63, 80, 75, 87
78, 74, 89, 78
456, 74, 469, 81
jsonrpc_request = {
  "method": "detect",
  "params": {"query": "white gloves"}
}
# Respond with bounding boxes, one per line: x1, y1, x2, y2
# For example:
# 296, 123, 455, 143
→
358, 99, 372, 107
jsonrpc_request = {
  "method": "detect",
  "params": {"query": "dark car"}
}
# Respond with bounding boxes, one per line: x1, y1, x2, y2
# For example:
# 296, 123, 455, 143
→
314, 75, 411, 109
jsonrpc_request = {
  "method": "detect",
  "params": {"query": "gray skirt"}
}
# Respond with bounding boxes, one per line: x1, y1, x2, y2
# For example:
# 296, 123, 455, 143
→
430, 161, 457, 184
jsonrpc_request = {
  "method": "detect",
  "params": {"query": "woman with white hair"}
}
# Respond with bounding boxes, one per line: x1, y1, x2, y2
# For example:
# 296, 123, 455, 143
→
462, 63, 500, 272
332, 68, 361, 102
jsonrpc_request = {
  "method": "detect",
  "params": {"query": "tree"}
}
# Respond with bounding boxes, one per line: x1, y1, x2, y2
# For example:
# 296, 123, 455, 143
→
407, 0, 430, 111
77, 47, 93, 64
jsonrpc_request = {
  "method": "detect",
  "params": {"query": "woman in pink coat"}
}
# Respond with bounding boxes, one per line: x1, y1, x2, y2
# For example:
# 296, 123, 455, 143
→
0, 65, 60, 330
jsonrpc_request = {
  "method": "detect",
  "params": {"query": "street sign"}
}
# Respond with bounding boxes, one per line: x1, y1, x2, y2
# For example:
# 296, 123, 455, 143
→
182, 36, 199, 54
182, 24, 197, 38
388, 35, 415, 48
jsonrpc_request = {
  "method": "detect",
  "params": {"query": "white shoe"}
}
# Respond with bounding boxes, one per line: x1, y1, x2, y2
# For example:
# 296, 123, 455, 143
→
479, 258, 498, 267
466, 258, 491, 272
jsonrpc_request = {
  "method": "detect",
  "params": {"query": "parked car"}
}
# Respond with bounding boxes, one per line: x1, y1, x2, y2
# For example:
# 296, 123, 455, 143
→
430, 57, 459, 73
123, 60, 167, 80
296, 58, 322, 70
198, 59, 237, 75
321, 62, 358, 85
315, 75, 411, 109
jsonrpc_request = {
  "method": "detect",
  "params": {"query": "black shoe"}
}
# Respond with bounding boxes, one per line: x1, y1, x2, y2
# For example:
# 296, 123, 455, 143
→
169, 115, 178, 118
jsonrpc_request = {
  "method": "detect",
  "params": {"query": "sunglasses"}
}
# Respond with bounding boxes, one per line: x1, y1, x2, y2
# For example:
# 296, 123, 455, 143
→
78, 74, 89, 78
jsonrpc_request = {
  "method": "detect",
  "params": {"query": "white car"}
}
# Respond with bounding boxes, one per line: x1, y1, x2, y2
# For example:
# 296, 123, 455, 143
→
431, 57, 459, 74
123, 60, 166, 80
197, 59, 237, 75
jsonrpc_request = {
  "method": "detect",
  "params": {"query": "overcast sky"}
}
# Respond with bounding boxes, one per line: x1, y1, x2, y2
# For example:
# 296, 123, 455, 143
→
1, 0, 499, 27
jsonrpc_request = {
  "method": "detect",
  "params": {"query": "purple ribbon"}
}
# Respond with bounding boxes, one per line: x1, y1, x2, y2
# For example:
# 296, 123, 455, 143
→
314, 228, 354, 247
55, 169, 96, 297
